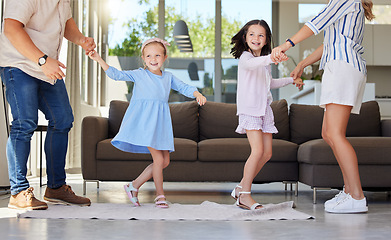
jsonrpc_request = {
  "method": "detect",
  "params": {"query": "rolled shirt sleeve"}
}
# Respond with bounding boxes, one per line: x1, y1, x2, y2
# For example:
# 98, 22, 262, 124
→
305, 0, 357, 35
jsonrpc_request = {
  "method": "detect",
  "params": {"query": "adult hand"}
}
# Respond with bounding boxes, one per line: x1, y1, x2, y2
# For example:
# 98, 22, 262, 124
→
80, 37, 96, 55
290, 63, 304, 80
41, 57, 66, 80
271, 42, 292, 63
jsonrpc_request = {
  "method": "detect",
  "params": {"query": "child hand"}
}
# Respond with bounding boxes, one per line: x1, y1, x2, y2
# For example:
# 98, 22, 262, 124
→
88, 50, 99, 61
278, 52, 289, 62
293, 77, 304, 89
271, 51, 289, 64
195, 92, 207, 106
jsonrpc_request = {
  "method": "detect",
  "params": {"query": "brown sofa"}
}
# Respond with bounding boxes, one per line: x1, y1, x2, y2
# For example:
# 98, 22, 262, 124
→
81, 99, 299, 194
81, 99, 391, 203
290, 101, 391, 203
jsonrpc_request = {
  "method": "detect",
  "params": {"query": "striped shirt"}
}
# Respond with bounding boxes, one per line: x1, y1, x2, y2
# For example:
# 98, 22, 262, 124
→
305, 0, 366, 74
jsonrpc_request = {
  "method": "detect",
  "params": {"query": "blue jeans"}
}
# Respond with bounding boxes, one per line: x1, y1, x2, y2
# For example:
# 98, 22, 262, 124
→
0, 67, 74, 195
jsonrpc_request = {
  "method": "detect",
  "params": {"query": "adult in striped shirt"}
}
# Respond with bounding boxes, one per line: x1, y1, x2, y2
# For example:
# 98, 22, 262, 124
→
272, 0, 374, 214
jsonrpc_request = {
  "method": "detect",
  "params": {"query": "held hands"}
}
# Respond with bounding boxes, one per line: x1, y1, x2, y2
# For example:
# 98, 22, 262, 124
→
290, 63, 304, 80
194, 91, 207, 106
292, 77, 304, 89
290, 63, 304, 88
270, 50, 289, 65
271, 42, 292, 63
80, 37, 96, 55
87, 50, 100, 61
88, 50, 110, 71
290, 63, 305, 89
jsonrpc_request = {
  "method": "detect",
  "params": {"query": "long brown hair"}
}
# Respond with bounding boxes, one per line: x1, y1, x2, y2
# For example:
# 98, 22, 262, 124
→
362, 0, 375, 21
230, 19, 273, 59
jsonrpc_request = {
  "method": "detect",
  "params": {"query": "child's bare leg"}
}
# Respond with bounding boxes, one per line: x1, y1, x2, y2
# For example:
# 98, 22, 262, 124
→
132, 149, 170, 197
239, 130, 272, 208
131, 163, 153, 197
148, 148, 170, 196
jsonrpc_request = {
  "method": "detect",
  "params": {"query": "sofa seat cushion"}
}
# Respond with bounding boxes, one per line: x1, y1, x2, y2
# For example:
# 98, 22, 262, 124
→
198, 138, 298, 162
97, 138, 197, 161
298, 137, 391, 165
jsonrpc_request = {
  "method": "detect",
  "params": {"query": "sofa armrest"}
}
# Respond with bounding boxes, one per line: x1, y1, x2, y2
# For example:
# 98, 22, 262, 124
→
81, 116, 109, 180
381, 119, 391, 137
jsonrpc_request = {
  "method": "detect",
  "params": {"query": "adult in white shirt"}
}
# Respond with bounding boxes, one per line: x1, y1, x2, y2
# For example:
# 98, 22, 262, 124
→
0, 0, 95, 210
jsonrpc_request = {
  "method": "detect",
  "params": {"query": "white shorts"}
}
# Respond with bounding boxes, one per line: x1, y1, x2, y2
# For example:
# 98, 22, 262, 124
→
320, 60, 366, 114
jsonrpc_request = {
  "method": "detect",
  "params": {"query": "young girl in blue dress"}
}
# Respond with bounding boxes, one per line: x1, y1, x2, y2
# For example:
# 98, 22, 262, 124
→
230, 20, 303, 210
88, 38, 206, 208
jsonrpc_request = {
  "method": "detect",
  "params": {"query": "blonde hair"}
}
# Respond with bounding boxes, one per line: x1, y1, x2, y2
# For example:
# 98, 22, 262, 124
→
141, 41, 169, 70
362, 0, 375, 21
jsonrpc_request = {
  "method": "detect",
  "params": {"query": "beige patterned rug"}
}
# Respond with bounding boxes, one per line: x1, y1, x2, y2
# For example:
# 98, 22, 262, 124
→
17, 201, 314, 221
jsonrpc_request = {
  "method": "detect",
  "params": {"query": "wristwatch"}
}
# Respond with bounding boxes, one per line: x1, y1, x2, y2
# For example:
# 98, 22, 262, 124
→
38, 54, 48, 66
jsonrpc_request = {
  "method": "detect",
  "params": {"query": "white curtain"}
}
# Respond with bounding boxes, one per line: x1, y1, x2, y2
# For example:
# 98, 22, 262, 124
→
65, 0, 82, 171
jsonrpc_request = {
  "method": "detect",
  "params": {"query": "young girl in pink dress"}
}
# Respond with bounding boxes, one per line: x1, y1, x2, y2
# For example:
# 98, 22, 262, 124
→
230, 20, 303, 210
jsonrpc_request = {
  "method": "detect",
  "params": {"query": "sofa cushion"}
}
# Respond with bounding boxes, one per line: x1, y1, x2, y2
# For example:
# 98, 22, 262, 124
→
199, 102, 243, 140
346, 101, 381, 137
108, 100, 199, 141
270, 99, 290, 141
198, 138, 298, 162
198, 100, 289, 141
298, 137, 391, 165
290, 101, 381, 144
108, 100, 129, 138
97, 138, 197, 161
170, 101, 199, 142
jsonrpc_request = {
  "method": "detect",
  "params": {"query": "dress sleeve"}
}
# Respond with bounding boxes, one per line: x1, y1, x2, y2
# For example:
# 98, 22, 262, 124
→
105, 66, 137, 82
170, 74, 197, 99
267, 66, 294, 89
270, 77, 294, 89
239, 52, 273, 70
305, 0, 358, 35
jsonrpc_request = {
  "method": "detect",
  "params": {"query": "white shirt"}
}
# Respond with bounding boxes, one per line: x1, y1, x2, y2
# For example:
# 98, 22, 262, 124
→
0, 0, 72, 84
236, 51, 293, 117
305, 0, 366, 74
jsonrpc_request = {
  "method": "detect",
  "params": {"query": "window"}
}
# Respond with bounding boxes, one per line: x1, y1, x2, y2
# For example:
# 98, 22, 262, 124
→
101, 0, 272, 105
298, 4, 326, 23
221, 0, 272, 103
371, 4, 391, 24
106, 0, 159, 103
165, 0, 215, 102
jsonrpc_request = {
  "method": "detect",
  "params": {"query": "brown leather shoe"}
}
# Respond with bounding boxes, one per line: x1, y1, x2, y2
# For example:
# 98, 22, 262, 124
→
44, 185, 91, 206
8, 187, 48, 210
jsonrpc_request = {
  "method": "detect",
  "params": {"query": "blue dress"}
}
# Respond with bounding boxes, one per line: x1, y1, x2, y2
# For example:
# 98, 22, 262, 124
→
106, 67, 197, 154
